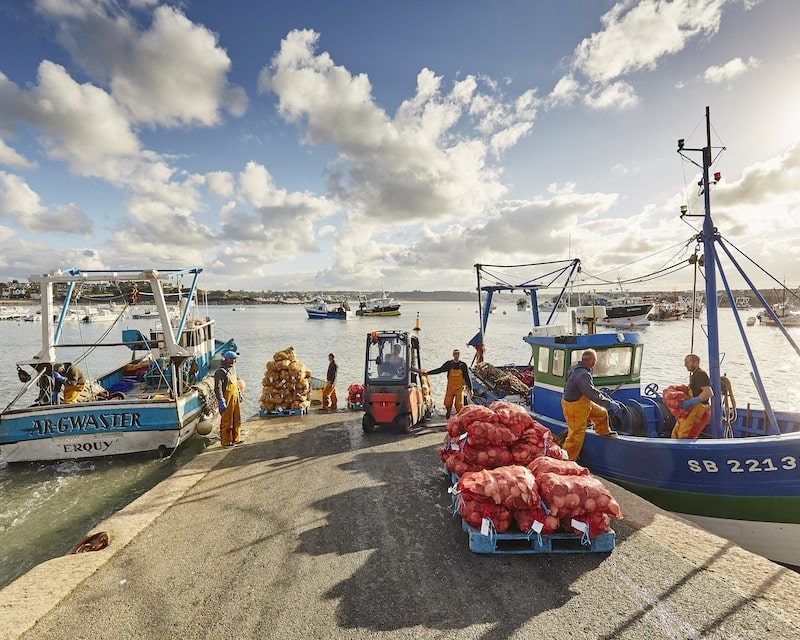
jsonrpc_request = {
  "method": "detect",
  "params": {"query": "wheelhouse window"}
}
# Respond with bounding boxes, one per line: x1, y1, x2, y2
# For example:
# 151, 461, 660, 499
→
552, 349, 565, 377
593, 347, 633, 377
633, 345, 643, 376
537, 347, 550, 374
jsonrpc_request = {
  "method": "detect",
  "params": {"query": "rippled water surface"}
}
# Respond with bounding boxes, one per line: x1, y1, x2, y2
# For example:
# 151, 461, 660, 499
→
1, 302, 797, 587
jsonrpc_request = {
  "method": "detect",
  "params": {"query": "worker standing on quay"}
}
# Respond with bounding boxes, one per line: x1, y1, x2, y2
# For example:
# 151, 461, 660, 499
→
54, 362, 86, 404
561, 349, 620, 460
322, 353, 338, 410
423, 349, 472, 418
672, 353, 713, 439
215, 351, 242, 447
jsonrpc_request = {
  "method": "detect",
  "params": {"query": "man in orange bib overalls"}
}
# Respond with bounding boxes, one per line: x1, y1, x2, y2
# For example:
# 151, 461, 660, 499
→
424, 349, 473, 418
214, 351, 242, 447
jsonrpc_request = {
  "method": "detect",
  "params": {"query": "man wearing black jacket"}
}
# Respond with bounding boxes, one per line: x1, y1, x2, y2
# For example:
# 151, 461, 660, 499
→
423, 349, 472, 418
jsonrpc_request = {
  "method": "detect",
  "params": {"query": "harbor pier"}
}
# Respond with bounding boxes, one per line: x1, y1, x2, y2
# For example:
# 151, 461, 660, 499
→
2, 411, 800, 639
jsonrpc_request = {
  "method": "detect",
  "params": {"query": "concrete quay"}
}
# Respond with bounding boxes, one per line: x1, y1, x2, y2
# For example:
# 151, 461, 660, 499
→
2, 410, 800, 640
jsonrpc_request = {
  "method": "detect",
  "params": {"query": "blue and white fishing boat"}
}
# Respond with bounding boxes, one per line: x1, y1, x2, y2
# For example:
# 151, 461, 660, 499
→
0, 268, 237, 463
304, 298, 347, 319
491, 108, 800, 566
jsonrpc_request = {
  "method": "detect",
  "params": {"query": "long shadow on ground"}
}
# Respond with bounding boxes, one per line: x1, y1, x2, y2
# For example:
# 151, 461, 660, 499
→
294, 425, 606, 639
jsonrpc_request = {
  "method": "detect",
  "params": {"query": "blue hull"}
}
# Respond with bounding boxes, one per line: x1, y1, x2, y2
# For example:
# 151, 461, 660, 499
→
535, 412, 800, 500
0, 392, 207, 462
306, 310, 346, 319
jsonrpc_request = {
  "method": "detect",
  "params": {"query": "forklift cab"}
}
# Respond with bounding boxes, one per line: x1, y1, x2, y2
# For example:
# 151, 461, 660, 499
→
363, 331, 430, 433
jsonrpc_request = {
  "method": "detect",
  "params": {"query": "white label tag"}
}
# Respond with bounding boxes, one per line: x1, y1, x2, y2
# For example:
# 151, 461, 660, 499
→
480, 517, 491, 536
532, 520, 544, 534
458, 433, 468, 442
571, 519, 589, 534
450, 442, 459, 450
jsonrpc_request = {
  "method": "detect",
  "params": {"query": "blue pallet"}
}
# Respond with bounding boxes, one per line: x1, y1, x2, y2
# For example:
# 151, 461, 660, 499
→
347, 402, 364, 411
462, 521, 615, 555
258, 407, 308, 418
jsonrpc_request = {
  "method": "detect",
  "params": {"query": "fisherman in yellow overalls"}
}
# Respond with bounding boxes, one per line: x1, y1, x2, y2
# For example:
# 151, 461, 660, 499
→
53, 363, 86, 404
561, 349, 621, 460
672, 353, 713, 439
214, 351, 242, 447
423, 349, 473, 418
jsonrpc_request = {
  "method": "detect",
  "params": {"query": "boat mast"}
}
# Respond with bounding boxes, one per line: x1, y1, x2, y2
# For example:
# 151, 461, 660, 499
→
699, 106, 723, 434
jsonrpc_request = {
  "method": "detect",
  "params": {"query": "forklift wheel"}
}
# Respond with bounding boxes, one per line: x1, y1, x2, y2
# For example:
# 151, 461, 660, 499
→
362, 413, 377, 434
395, 413, 413, 434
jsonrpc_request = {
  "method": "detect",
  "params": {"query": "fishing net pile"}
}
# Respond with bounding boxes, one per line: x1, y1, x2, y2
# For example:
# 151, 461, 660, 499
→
444, 401, 622, 539
259, 347, 312, 412
473, 362, 531, 398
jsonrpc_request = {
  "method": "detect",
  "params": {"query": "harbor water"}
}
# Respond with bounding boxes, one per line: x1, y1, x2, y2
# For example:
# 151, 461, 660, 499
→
1, 301, 798, 588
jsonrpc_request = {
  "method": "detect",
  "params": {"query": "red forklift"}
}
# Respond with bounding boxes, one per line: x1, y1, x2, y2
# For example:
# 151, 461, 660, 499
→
361, 330, 433, 433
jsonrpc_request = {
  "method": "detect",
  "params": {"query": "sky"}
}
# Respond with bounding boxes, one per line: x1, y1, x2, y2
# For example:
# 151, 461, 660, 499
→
0, 0, 798, 294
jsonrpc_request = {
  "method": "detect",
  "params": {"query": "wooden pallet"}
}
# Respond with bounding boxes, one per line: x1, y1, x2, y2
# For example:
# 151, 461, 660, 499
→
258, 407, 308, 418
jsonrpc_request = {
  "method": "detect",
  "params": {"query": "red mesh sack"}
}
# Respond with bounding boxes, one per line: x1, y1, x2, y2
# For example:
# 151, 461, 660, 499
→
462, 443, 513, 469
537, 472, 623, 519
443, 450, 480, 476
347, 384, 364, 403
459, 466, 539, 510
456, 471, 514, 532
663, 385, 691, 418
459, 497, 512, 533
510, 421, 554, 464
545, 443, 569, 460
490, 401, 535, 437
562, 513, 611, 537
662, 384, 711, 438
446, 404, 496, 438
514, 506, 559, 535
527, 457, 589, 478
466, 419, 518, 447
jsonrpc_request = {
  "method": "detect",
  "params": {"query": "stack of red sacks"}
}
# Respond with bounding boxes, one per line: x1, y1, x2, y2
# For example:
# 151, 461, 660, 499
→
442, 402, 623, 540
347, 384, 364, 406
439, 402, 567, 477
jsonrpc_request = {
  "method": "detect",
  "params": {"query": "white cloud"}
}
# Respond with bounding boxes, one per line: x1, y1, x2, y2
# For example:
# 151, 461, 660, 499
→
37, 3, 247, 127
205, 171, 235, 198
583, 81, 640, 110
703, 56, 760, 84
0, 171, 92, 235
0, 139, 35, 169
572, 0, 729, 83
318, 224, 336, 237
259, 30, 534, 224
0, 61, 142, 177
547, 74, 580, 108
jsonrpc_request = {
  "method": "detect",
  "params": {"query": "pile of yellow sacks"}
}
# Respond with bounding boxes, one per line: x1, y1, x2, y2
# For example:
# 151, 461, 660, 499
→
259, 346, 312, 412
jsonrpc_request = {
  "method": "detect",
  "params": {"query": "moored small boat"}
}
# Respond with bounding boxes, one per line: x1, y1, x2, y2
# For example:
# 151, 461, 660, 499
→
304, 298, 347, 319
0, 267, 237, 463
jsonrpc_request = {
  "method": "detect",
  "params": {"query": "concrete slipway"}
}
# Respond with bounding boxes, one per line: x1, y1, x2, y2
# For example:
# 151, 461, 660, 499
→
2, 412, 800, 640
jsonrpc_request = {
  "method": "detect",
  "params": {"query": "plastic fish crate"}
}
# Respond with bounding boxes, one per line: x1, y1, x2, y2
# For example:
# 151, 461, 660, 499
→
258, 407, 308, 418
462, 521, 615, 555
